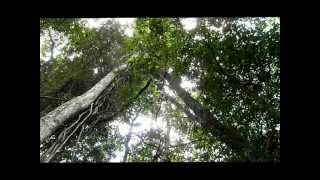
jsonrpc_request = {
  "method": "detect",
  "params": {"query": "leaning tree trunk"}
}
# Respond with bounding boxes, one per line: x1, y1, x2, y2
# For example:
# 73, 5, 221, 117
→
163, 72, 262, 161
41, 74, 152, 162
40, 64, 127, 143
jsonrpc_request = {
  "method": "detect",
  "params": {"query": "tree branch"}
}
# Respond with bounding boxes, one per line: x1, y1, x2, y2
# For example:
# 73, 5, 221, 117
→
40, 96, 67, 101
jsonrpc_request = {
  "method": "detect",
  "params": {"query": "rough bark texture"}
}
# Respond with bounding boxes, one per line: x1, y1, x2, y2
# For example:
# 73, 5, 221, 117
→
40, 64, 127, 143
163, 72, 261, 160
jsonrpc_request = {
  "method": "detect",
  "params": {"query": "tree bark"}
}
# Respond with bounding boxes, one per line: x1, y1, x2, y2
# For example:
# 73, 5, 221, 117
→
122, 113, 139, 162
40, 64, 127, 143
163, 93, 200, 123
164, 117, 171, 162
163, 72, 262, 160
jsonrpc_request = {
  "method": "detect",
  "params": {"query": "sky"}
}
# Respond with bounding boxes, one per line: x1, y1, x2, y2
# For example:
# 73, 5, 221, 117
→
81, 18, 136, 37
180, 18, 197, 31
108, 110, 193, 162
82, 18, 198, 37
41, 17, 276, 62
107, 76, 196, 162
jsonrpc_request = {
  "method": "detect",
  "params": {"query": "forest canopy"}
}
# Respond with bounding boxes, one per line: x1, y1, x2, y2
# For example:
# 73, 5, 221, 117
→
40, 17, 280, 162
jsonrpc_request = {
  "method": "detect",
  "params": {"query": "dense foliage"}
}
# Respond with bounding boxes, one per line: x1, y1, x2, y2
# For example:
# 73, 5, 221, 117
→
40, 17, 280, 162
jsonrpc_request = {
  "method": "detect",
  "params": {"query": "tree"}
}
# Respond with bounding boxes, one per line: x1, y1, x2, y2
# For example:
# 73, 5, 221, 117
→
170, 71, 272, 160
40, 17, 280, 162
40, 64, 127, 143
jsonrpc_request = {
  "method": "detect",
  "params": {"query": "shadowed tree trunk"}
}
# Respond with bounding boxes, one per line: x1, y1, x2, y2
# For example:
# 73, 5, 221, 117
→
163, 93, 200, 123
163, 72, 263, 161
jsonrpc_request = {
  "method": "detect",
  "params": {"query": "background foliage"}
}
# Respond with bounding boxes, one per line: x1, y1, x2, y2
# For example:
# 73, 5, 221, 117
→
40, 17, 280, 162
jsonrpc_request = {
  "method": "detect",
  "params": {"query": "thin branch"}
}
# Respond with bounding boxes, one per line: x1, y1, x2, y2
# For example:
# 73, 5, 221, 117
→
136, 135, 159, 148
168, 139, 202, 148
40, 96, 67, 101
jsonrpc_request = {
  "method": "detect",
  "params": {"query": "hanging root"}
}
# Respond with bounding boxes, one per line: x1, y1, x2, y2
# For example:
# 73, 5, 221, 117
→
40, 73, 130, 162
41, 103, 94, 162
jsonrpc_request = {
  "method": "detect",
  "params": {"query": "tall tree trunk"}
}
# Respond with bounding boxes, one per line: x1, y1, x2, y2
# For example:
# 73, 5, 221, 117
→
40, 64, 127, 143
163, 72, 262, 160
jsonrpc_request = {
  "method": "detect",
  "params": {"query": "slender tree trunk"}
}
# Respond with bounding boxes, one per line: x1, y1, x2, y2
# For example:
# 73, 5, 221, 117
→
164, 118, 171, 162
163, 72, 262, 160
122, 113, 139, 162
48, 29, 55, 62
40, 64, 127, 143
